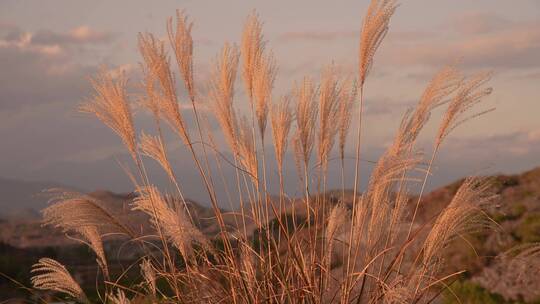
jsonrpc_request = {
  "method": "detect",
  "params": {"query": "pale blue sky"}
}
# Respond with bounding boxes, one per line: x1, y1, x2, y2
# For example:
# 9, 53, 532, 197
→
0, 1, 539, 203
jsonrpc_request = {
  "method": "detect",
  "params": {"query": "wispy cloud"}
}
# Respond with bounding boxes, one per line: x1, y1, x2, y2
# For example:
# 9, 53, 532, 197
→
0, 24, 119, 111
0, 24, 114, 53
381, 15, 540, 70
31, 26, 114, 46
445, 129, 540, 158
277, 30, 358, 42
448, 12, 514, 35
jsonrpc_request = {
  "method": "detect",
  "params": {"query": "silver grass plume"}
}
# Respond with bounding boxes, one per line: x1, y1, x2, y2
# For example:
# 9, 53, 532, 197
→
271, 95, 293, 174
241, 11, 265, 99
358, 0, 398, 86
168, 9, 195, 100
391, 66, 462, 156
31, 258, 87, 302
293, 77, 318, 169
132, 185, 207, 258
318, 66, 344, 171
252, 52, 277, 139
422, 177, 496, 266
436, 72, 493, 148
210, 43, 240, 155
140, 132, 175, 182
138, 32, 191, 145
337, 78, 357, 162
141, 258, 157, 296
80, 70, 137, 161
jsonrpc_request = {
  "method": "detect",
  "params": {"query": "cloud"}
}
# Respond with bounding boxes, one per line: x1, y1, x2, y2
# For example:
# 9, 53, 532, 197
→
444, 129, 540, 159
277, 30, 358, 42
0, 43, 96, 110
31, 26, 114, 46
382, 19, 540, 69
277, 29, 435, 43
386, 30, 438, 42
1, 24, 114, 52
0, 24, 119, 111
275, 13, 539, 72
1, 23, 112, 44
364, 99, 415, 116
448, 12, 513, 35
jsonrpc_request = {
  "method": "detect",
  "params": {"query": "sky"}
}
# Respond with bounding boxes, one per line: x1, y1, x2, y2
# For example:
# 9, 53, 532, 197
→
0, 0, 539, 205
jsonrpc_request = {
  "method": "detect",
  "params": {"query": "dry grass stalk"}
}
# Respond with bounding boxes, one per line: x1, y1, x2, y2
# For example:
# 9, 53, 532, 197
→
422, 177, 496, 267
360, 153, 421, 252
241, 12, 265, 99
358, 0, 398, 86
237, 116, 259, 183
271, 95, 293, 174
210, 43, 240, 154
80, 71, 137, 160
436, 72, 493, 148
31, 258, 87, 302
109, 289, 131, 304
132, 185, 207, 258
252, 52, 277, 139
139, 132, 175, 182
43, 190, 133, 234
391, 66, 462, 156
325, 204, 347, 278
80, 226, 109, 279
337, 78, 357, 162
293, 77, 318, 169
318, 66, 344, 171
381, 281, 412, 304
140, 258, 157, 296
42, 190, 141, 279
406, 71, 493, 258
239, 240, 258, 298
167, 9, 195, 100
138, 33, 191, 145
139, 66, 163, 130
345, 3, 398, 295
388, 66, 462, 243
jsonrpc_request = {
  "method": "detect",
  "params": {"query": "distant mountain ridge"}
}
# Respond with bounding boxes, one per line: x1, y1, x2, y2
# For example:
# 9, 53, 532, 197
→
2, 167, 540, 301
0, 177, 78, 219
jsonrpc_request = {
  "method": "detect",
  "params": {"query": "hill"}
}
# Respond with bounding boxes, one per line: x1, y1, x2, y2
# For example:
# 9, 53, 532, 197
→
1, 167, 540, 302
0, 177, 78, 219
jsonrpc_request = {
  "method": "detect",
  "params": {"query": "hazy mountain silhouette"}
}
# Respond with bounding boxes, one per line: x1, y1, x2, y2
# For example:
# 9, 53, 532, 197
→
0, 177, 81, 219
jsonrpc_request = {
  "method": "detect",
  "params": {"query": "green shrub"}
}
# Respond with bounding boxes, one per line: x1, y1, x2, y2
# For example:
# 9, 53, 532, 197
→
516, 213, 540, 242
443, 280, 506, 304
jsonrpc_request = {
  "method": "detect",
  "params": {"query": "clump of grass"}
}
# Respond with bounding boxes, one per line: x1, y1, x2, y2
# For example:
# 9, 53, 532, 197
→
31, 1, 508, 303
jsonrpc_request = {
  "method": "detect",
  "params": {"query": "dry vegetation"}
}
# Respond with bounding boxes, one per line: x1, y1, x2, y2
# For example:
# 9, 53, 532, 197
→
27, 1, 540, 303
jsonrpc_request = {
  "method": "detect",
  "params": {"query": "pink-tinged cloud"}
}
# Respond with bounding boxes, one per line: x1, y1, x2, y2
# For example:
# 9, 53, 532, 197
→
277, 30, 358, 42
1, 24, 113, 51
449, 12, 513, 35
382, 21, 540, 69
446, 129, 540, 158
70, 26, 103, 40
32, 25, 114, 46
277, 29, 435, 43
